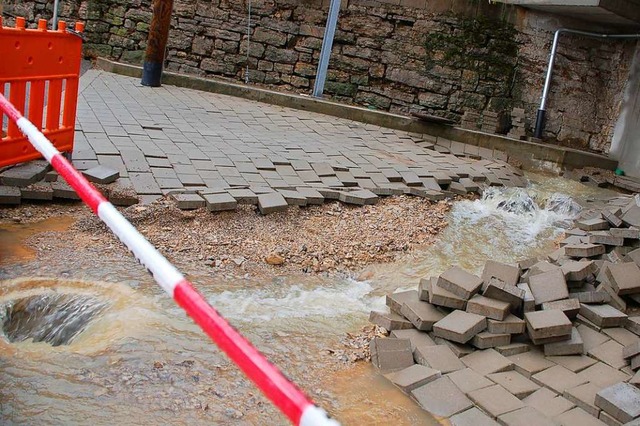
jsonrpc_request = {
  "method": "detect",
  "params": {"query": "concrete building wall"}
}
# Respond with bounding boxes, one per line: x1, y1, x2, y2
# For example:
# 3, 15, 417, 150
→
2, 0, 637, 161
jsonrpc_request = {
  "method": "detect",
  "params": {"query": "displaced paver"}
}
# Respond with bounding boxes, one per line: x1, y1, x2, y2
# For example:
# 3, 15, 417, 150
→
370, 337, 414, 372
486, 370, 540, 399
528, 269, 569, 304
525, 310, 572, 344
468, 384, 524, 418
0, 185, 21, 205
588, 340, 628, 370
82, 165, 120, 184
579, 304, 627, 328
384, 364, 441, 393
386, 290, 420, 314
446, 368, 494, 394
203, 192, 237, 212
466, 295, 510, 321
171, 192, 205, 210
544, 327, 584, 356
410, 376, 474, 418
481, 260, 520, 286
449, 407, 499, 426
595, 382, 640, 424
433, 310, 486, 344
487, 314, 526, 335
369, 311, 413, 331
531, 365, 588, 394
462, 348, 514, 375
555, 407, 608, 426
401, 299, 446, 331
524, 387, 575, 417
437, 266, 483, 300
497, 406, 556, 426
605, 263, 640, 296
483, 278, 525, 308
507, 350, 555, 378
576, 362, 631, 390
564, 382, 603, 417
257, 192, 288, 214
414, 344, 465, 374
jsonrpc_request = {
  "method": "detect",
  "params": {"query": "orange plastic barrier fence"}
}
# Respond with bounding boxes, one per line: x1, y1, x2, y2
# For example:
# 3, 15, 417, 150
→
0, 16, 84, 167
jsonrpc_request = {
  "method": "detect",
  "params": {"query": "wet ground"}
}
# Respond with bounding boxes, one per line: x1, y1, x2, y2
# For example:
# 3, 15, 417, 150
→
0, 173, 620, 425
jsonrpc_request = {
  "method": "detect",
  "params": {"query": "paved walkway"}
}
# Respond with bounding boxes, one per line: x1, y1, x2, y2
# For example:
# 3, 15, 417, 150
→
70, 70, 523, 207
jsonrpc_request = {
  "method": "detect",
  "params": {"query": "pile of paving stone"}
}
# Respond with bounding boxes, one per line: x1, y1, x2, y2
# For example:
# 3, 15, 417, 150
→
369, 194, 640, 425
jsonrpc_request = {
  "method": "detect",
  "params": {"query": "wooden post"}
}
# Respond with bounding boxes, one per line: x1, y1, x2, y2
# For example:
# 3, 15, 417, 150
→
141, 0, 174, 87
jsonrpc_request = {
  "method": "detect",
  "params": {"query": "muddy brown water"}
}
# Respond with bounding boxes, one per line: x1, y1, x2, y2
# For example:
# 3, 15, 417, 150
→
0, 174, 619, 425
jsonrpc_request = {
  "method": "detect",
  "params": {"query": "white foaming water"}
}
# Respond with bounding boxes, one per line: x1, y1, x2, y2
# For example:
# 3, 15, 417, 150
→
209, 279, 384, 323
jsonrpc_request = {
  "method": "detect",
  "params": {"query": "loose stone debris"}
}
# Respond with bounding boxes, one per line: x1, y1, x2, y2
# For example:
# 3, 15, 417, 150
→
369, 193, 640, 424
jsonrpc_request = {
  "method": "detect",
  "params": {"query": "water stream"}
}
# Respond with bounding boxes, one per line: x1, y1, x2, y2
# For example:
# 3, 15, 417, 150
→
0, 173, 620, 425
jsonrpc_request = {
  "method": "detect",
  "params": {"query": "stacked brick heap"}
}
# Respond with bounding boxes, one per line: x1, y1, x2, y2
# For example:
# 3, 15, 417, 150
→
507, 108, 527, 140
481, 111, 500, 134
369, 194, 640, 424
461, 111, 481, 131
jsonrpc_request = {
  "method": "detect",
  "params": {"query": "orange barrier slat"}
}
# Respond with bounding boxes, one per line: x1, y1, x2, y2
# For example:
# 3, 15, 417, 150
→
46, 79, 63, 132
63, 78, 79, 129
29, 80, 46, 129
7, 80, 25, 138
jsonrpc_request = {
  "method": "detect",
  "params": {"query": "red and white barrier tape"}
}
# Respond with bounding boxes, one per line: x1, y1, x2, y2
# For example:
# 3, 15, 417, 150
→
0, 94, 339, 426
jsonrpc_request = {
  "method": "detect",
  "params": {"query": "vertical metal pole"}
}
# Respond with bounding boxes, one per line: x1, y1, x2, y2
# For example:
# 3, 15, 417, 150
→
245, 0, 251, 84
52, 0, 60, 30
142, 0, 174, 87
534, 29, 562, 139
313, 0, 341, 98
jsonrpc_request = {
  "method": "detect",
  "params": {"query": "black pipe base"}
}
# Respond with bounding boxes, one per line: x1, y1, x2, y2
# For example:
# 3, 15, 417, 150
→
534, 109, 546, 139
141, 61, 163, 87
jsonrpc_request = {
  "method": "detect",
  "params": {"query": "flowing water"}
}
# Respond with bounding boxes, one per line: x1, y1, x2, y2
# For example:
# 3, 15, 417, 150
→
0, 173, 620, 425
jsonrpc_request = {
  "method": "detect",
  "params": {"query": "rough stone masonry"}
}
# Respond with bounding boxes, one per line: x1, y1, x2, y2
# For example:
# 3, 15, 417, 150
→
370, 193, 640, 424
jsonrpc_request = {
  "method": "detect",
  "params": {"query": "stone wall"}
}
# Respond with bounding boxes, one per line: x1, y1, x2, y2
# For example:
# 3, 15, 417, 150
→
2, 0, 637, 154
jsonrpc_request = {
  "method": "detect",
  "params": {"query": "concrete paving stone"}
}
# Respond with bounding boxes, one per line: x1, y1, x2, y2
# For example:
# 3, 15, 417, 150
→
370, 337, 414, 373
555, 407, 608, 426
627, 316, 640, 336
605, 263, 640, 296
544, 328, 584, 356
257, 192, 288, 214
565, 243, 607, 258
517, 283, 536, 313
472, 332, 511, 349
276, 189, 307, 206
625, 248, 640, 266
401, 298, 446, 331
447, 368, 495, 394
542, 299, 582, 319
338, 189, 378, 205
623, 341, 640, 360
82, 165, 120, 184
589, 231, 625, 247
484, 278, 525, 309
529, 261, 562, 277
316, 188, 342, 200
410, 376, 473, 418
578, 324, 611, 352
533, 364, 589, 394
146, 156, 172, 168
595, 383, 640, 423
227, 188, 258, 205
203, 192, 237, 212
433, 310, 487, 344
482, 260, 521, 286
487, 314, 527, 334
386, 290, 420, 314
565, 382, 603, 417
525, 310, 572, 341
496, 343, 531, 357
414, 344, 465, 374
0, 160, 50, 187
589, 340, 629, 370
595, 284, 628, 313
390, 328, 436, 352
622, 207, 640, 228
156, 178, 183, 189
469, 384, 525, 418
467, 295, 511, 321
524, 387, 575, 417
51, 181, 81, 200
449, 407, 499, 426
570, 290, 611, 304
602, 210, 624, 228
546, 355, 596, 373
437, 266, 483, 300
462, 348, 514, 375
369, 310, 414, 331
508, 350, 556, 378
609, 228, 640, 239
599, 411, 624, 426
399, 170, 422, 186
298, 170, 321, 183
433, 336, 475, 358
107, 184, 139, 206
253, 158, 276, 170
171, 192, 205, 210
605, 328, 639, 348
486, 370, 540, 399
295, 187, 324, 204
129, 172, 162, 195
20, 183, 54, 201
580, 304, 628, 328
562, 260, 598, 282
311, 162, 334, 177
578, 218, 610, 231
120, 148, 151, 172
428, 277, 468, 310
384, 364, 441, 393
577, 362, 631, 390
44, 171, 58, 182
497, 406, 556, 426
529, 269, 570, 305
0, 185, 21, 204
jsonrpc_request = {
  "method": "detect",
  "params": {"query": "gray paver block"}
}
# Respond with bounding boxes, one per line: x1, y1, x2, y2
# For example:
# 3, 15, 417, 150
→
486, 370, 540, 399
623, 341, 640, 360
51, 181, 81, 200
0, 185, 21, 204
428, 277, 467, 310
565, 243, 606, 258
468, 384, 525, 418
483, 278, 525, 309
498, 406, 557, 426
508, 350, 556, 378
203, 192, 237, 212
610, 227, 640, 239
542, 298, 582, 319
0, 160, 50, 187
472, 331, 511, 349
433, 310, 486, 344
524, 387, 575, 417
546, 355, 597, 373
605, 263, 640, 296
495, 343, 531, 357
589, 231, 624, 247
462, 348, 514, 375
410, 376, 473, 418
108, 184, 139, 206
447, 368, 494, 394
603, 327, 639, 347
577, 217, 610, 231
386, 289, 419, 314
414, 343, 465, 374
400, 299, 446, 331
295, 187, 324, 204
384, 364, 441, 393
370, 337, 414, 372
338, 189, 378, 205
390, 328, 436, 351
532, 365, 589, 394
562, 260, 597, 282
227, 188, 258, 205
467, 295, 511, 320
627, 316, 640, 336
368, 310, 413, 331
580, 304, 628, 328
544, 327, 584, 356
82, 165, 120, 184
487, 314, 526, 335
577, 324, 611, 352
482, 260, 520, 286
595, 382, 640, 424
20, 182, 54, 200
576, 362, 630, 391
257, 192, 288, 214
555, 407, 608, 426
525, 310, 572, 341
449, 407, 499, 426
529, 268, 569, 304
564, 382, 602, 417
438, 266, 483, 299
172, 192, 205, 210
588, 340, 628, 370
